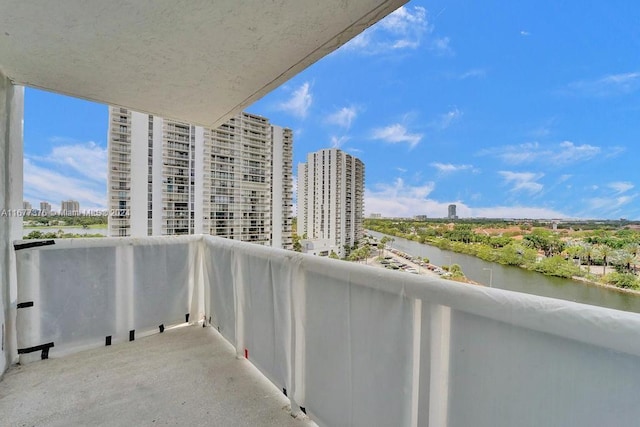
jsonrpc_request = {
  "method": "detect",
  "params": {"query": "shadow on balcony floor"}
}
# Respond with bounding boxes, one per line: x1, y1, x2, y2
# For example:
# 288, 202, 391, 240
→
0, 325, 313, 426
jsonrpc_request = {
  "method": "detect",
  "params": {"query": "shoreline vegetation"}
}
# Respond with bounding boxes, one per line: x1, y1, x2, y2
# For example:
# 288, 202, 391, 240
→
365, 218, 640, 293
22, 215, 108, 239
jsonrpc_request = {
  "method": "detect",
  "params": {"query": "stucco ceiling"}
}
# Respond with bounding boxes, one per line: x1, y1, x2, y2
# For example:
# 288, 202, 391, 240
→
0, 0, 405, 127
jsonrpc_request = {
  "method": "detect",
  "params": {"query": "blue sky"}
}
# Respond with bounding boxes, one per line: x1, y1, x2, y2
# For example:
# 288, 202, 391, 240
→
24, 1, 640, 219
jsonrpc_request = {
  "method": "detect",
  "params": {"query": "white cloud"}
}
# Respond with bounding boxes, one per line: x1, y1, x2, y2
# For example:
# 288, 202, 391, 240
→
365, 178, 437, 217
586, 195, 637, 213
483, 141, 601, 165
396, 167, 407, 173
520, 30, 531, 36
553, 141, 600, 164
380, 6, 427, 33
430, 162, 473, 174
458, 69, 487, 79
32, 140, 107, 182
277, 82, 312, 118
495, 142, 543, 164
605, 146, 626, 158
341, 6, 434, 54
430, 37, 453, 55
365, 178, 566, 219
568, 72, 640, 96
23, 158, 106, 210
435, 108, 462, 129
326, 106, 357, 129
371, 123, 422, 148
608, 181, 634, 194
330, 135, 350, 149
499, 171, 544, 194
469, 206, 566, 219
23, 140, 108, 210
578, 182, 639, 217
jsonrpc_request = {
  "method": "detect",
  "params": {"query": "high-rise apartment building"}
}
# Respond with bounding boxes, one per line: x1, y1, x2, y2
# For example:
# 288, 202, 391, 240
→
448, 204, 457, 220
22, 201, 31, 211
297, 148, 364, 258
39, 202, 51, 215
61, 200, 80, 215
107, 107, 293, 249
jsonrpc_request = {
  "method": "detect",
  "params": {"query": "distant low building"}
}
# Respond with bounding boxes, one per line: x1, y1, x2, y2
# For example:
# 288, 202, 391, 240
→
414, 215, 428, 221
300, 239, 339, 257
370, 213, 382, 218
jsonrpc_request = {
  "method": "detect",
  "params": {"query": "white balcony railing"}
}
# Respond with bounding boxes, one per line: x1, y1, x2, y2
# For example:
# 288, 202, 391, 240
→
11, 235, 640, 426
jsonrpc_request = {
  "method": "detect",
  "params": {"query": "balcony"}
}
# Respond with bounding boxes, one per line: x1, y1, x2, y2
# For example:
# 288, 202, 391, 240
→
4, 235, 640, 426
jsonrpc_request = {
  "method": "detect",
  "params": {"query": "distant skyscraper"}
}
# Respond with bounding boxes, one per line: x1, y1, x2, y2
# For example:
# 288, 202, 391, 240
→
61, 200, 80, 215
297, 148, 364, 258
39, 201, 51, 215
107, 107, 293, 249
448, 204, 457, 220
22, 201, 32, 211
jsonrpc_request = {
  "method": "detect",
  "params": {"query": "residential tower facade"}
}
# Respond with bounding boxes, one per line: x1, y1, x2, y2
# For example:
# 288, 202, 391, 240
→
297, 148, 364, 257
107, 107, 293, 249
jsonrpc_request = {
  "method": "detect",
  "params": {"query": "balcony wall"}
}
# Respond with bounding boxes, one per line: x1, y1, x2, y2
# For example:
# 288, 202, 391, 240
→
10, 234, 640, 426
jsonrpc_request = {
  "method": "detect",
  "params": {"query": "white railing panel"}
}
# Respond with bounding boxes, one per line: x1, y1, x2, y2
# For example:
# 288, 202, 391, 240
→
203, 236, 296, 396
302, 268, 415, 427
14, 237, 195, 361
446, 309, 640, 427
15, 243, 118, 361
132, 241, 193, 330
203, 237, 236, 344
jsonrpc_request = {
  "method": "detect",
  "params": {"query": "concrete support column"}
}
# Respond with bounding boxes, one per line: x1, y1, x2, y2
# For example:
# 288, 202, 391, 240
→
0, 72, 24, 374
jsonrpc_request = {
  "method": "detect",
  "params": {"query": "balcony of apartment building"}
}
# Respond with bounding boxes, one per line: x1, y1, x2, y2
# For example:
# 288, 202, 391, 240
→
4, 1, 640, 426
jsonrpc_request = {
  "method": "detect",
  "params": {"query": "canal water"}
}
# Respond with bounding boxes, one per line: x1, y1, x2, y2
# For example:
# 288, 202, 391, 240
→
368, 230, 640, 314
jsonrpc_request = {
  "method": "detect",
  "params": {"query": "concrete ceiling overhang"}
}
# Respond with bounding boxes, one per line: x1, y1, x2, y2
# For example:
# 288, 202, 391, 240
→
0, 0, 406, 127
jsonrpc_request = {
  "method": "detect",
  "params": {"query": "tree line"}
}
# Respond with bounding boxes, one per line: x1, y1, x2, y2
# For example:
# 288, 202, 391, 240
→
365, 219, 640, 290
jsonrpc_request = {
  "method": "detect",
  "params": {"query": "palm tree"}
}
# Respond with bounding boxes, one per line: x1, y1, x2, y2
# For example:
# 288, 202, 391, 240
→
579, 243, 595, 270
596, 244, 613, 275
564, 245, 582, 263
618, 251, 636, 273
624, 243, 640, 259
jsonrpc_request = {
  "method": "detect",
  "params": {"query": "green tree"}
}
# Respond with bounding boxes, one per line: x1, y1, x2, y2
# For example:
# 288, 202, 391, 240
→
580, 243, 596, 267
24, 230, 44, 239
617, 250, 636, 273
533, 255, 582, 278
292, 233, 302, 252
596, 244, 613, 275
523, 229, 565, 257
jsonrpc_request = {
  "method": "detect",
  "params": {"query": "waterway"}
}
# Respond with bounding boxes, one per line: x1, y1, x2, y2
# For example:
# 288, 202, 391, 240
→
368, 230, 640, 314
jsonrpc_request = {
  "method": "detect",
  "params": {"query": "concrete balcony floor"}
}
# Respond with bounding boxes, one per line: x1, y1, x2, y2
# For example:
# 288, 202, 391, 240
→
0, 325, 314, 427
